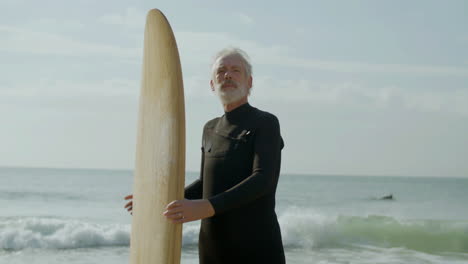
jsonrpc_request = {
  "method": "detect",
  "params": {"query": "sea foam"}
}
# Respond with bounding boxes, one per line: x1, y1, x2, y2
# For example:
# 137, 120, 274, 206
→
2, 211, 468, 254
278, 207, 468, 254
0, 217, 129, 250
0, 216, 200, 250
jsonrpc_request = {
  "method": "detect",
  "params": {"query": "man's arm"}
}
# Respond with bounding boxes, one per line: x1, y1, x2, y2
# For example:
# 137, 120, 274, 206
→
184, 180, 202, 199
184, 130, 207, 199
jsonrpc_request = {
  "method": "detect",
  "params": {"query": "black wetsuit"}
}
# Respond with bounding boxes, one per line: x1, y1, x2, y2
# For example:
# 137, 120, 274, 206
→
185, 103, 286, 264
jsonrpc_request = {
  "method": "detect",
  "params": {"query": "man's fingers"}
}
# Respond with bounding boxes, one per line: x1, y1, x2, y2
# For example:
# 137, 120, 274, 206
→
127, 207, 132, 212
124, 201, 132, 208
124, 195, 133, 200
166, 214, 183, 220
165, 200, 182, 210
163, 208, 183, 217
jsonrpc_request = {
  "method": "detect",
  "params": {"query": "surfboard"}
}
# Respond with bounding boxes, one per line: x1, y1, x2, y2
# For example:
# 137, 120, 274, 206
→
129, 9, 185, 264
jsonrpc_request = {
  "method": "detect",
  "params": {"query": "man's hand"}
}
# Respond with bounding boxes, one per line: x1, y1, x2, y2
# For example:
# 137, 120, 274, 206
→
163, 199, 215, 224
124, 194, 133, 215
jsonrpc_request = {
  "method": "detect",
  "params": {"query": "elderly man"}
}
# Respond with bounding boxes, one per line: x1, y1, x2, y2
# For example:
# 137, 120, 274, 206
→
126, 48, 285, 264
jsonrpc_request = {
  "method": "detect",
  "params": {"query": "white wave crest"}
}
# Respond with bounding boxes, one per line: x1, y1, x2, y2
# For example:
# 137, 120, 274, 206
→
4, 209, 467, 255
0, 217, 130, 249
0, 217, 201, 250
278, 207, 468, 254
278, 207, 338, 249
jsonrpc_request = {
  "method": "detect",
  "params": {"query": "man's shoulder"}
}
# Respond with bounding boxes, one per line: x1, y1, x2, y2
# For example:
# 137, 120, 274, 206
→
203, 117, 220, 130
251, 107, 280, 126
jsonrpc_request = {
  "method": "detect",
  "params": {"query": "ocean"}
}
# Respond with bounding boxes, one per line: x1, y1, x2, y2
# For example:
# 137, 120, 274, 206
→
0, 167, 467, 264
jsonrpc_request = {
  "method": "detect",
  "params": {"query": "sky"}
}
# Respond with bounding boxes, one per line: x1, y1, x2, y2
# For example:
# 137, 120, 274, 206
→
1, 0, 467, 177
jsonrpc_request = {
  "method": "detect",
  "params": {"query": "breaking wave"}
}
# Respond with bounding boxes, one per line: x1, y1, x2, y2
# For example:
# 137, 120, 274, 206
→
279, 207, 468, 254
2, 210, 467, 255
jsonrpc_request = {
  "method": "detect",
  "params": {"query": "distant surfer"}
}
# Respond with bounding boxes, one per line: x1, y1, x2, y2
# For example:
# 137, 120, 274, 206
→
125, 47, 285, 264
380, 194, 394, 200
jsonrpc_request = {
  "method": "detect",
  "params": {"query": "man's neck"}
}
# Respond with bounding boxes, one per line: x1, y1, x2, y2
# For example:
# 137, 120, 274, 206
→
223, 97, 248, 112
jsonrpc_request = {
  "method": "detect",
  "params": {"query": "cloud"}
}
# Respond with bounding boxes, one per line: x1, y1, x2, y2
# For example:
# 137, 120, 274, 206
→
2, 13, 466, 117
23, 18, 85, 32
184, 75, 211, 98
460, 35, 468, 44
175, 31, 468, 77
164, 30, 468, 116
37, 8, 466, 77
176, 31, 290, 68
1, 78, 138, 98
251, 77, 468, 116
402, 88, 468, 115
294, 28, 307, 35
98, 8, 145, 29
280, 57, 468, 76
0, 25, 140, 59
236, 13, 254, 25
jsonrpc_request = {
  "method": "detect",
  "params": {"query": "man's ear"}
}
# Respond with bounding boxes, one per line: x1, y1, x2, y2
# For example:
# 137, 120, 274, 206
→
248, 76, 253, 89
210, 80, 215, 91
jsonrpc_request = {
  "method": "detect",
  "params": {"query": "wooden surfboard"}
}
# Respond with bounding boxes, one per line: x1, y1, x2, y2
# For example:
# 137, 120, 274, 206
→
130, 9, 185, 264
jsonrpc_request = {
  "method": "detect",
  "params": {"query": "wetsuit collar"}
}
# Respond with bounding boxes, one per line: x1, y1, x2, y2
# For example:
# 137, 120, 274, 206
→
224, 102, 253, 121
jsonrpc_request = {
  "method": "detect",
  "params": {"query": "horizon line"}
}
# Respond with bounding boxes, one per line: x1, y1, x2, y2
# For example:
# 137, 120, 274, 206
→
0, 165, 466, 179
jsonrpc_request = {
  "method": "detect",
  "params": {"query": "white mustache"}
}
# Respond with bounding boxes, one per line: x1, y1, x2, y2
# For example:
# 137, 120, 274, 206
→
221, 80, 238, 87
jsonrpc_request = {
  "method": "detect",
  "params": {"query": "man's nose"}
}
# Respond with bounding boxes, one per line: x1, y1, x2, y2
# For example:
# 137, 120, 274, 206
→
224, 70, 233, 79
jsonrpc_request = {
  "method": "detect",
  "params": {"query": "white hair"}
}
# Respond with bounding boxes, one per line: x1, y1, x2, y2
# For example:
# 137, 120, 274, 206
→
211, 47, 253, 79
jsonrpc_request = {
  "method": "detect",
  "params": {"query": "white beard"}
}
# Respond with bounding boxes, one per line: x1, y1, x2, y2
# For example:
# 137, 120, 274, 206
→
214, 80, 248, 104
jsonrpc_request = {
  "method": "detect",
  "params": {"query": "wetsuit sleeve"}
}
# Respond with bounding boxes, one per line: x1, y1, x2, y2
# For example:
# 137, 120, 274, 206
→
184, 154, 203, 199
208, 114, 283, 215
184, 133, 205, 200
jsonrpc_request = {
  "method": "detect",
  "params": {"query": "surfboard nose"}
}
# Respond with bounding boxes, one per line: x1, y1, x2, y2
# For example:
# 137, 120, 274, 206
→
141, 8, 184, 104
144, 9, 177, 50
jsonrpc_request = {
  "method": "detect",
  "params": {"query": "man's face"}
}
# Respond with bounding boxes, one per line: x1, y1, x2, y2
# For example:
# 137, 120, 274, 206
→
211, 55, 252, 104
